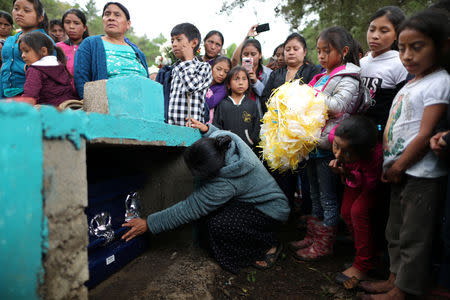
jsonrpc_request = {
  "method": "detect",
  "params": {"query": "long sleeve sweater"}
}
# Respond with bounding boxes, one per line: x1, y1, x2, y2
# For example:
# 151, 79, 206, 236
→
146, 125, 290, 234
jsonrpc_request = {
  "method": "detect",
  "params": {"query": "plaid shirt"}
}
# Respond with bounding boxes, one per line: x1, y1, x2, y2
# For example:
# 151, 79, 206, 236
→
168, 57, 212, 126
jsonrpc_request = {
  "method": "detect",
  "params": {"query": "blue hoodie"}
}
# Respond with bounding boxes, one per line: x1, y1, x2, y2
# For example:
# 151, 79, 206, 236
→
146, 125, 290, 234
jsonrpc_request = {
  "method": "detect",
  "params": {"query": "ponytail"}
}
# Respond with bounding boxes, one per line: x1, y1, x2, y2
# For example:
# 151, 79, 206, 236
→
214, 135, 232, 152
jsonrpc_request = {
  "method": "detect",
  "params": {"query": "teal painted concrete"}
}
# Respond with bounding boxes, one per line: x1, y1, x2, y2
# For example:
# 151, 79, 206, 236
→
0, 102, 44, 300
107, 76, 164, 122
0, 77, 201, 298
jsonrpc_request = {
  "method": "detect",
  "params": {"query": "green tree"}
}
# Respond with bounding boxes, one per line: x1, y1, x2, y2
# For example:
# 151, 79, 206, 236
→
225, 43, 237, 59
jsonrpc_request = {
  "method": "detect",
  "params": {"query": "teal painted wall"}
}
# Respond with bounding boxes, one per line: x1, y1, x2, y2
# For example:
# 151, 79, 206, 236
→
0, 103, 44, 300
0, 77, 201, 299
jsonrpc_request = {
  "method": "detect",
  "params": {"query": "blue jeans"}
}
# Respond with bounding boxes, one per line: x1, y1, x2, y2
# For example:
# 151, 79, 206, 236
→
306, 155, 338, 227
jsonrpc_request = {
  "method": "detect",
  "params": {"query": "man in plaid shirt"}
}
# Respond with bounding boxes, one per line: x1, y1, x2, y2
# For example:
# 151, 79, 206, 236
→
168, 23, 212, 126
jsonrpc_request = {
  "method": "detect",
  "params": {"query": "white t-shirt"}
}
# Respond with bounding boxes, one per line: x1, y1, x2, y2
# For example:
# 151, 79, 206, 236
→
383, 69, 450, 178
360, 50, 408, 97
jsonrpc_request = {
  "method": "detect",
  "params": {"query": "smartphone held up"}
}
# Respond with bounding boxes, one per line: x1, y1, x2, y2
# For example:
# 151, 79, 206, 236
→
255, 23, 270, 33
242, 57, 253, 72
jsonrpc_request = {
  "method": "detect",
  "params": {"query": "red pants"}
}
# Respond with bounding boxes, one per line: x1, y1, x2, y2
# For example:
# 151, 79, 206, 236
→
341, 186, 377, 272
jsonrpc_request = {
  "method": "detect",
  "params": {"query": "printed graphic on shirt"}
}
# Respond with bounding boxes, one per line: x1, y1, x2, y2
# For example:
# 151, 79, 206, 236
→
242, 111, 252, 123
384, 93, 405, 157
362, 77, 382, 99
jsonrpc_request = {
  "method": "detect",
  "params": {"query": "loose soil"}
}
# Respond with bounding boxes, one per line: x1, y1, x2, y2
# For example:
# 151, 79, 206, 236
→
89, 220, 448, 300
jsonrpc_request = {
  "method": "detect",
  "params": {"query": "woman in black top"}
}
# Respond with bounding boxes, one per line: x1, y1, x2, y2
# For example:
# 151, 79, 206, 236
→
261, 33, 321, 114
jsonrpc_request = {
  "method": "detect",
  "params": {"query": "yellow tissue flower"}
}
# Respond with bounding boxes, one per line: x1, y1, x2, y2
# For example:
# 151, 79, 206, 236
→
259, 80, 328, 172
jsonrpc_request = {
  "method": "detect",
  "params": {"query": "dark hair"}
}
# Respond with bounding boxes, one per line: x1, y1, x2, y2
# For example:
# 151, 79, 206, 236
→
212, 56, 231, 69
318, 26, 360, 66
171, 23, 201, 53
398, 9, 450, 72
102, 2, 130, 20
13, 0, 48, 32
62, 9, 89, 40
204, 30, 224, 46
335, 116, 377, 160
272, 43, 284, 56
225, 66, 250, 96
240, 38, 263, 76
0, 10, 13, 26
184, 135, 232, 180
49, 19, 62, 29
369, 6, 405, 50
19, 31, 66, 65
283, 33, 312, 64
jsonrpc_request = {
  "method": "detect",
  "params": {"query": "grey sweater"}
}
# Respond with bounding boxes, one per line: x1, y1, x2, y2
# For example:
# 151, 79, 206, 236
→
146, 125, 290, 234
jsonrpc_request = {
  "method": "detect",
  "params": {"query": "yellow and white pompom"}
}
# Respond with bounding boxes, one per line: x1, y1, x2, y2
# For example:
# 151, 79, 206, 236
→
259, 79, 328, 172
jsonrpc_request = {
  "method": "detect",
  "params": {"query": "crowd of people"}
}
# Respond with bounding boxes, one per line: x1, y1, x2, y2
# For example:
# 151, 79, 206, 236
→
1, 0, 449, 299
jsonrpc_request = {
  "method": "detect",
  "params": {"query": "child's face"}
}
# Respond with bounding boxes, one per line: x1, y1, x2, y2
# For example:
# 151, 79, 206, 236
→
50, 24, 65, 42
367, 15, 397, 58
64, 13, 86, 42
241, 44, 261, 68
0, 17, 12, 37
171, 33, 197, 60
229, 70, 249, 96
212, 61, 230, 84
284, 38, 306, 67
12, 0, 42, 30
20, 42, 41, 65
398, 28, 437, 79
317, 37, 347, 73
332, 136, 359, 164
204, 34, 222, 59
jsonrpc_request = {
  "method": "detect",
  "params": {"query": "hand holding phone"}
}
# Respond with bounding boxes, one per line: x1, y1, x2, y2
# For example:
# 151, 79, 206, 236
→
255, 23, 270, 33
242, 57, 253, 72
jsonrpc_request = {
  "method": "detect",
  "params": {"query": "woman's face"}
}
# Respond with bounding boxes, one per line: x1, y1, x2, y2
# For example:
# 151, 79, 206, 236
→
241, 44, 261, 68
0, 17, 12, 37
204, 34, 223, 60
103, 4, 130, 37
12, 0, 42, 31
63, 13, 86, 42
212, 61, 230, 84
284, 38, 306, 67
274, 46, 284, 66
50, 24, 65, 42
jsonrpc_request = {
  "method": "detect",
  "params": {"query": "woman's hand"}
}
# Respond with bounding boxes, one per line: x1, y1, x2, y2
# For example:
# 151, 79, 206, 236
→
381, 163, 404, 184
430, 130, 449, 157
248, 69, 257, 84
186, 118, 209, 133
247, 24, 258, 39
121, 218, 148, 242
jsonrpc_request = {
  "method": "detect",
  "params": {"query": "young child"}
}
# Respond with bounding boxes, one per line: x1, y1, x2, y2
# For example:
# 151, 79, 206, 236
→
361, 6, 408, 135
1, 0, 53, 98
360, 10, 450, 300
20, 31, 77, 106
165, 23, 212, 126
328, 116, 382, 288
291, 26, 365, 261
206, 56, 231, 123
57, 9, 89, 77
213, 66, 260, 149
49, 19, 65, 43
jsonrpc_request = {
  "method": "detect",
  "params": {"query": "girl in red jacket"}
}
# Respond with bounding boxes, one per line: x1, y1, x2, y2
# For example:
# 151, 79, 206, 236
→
19, 31, 77, 106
